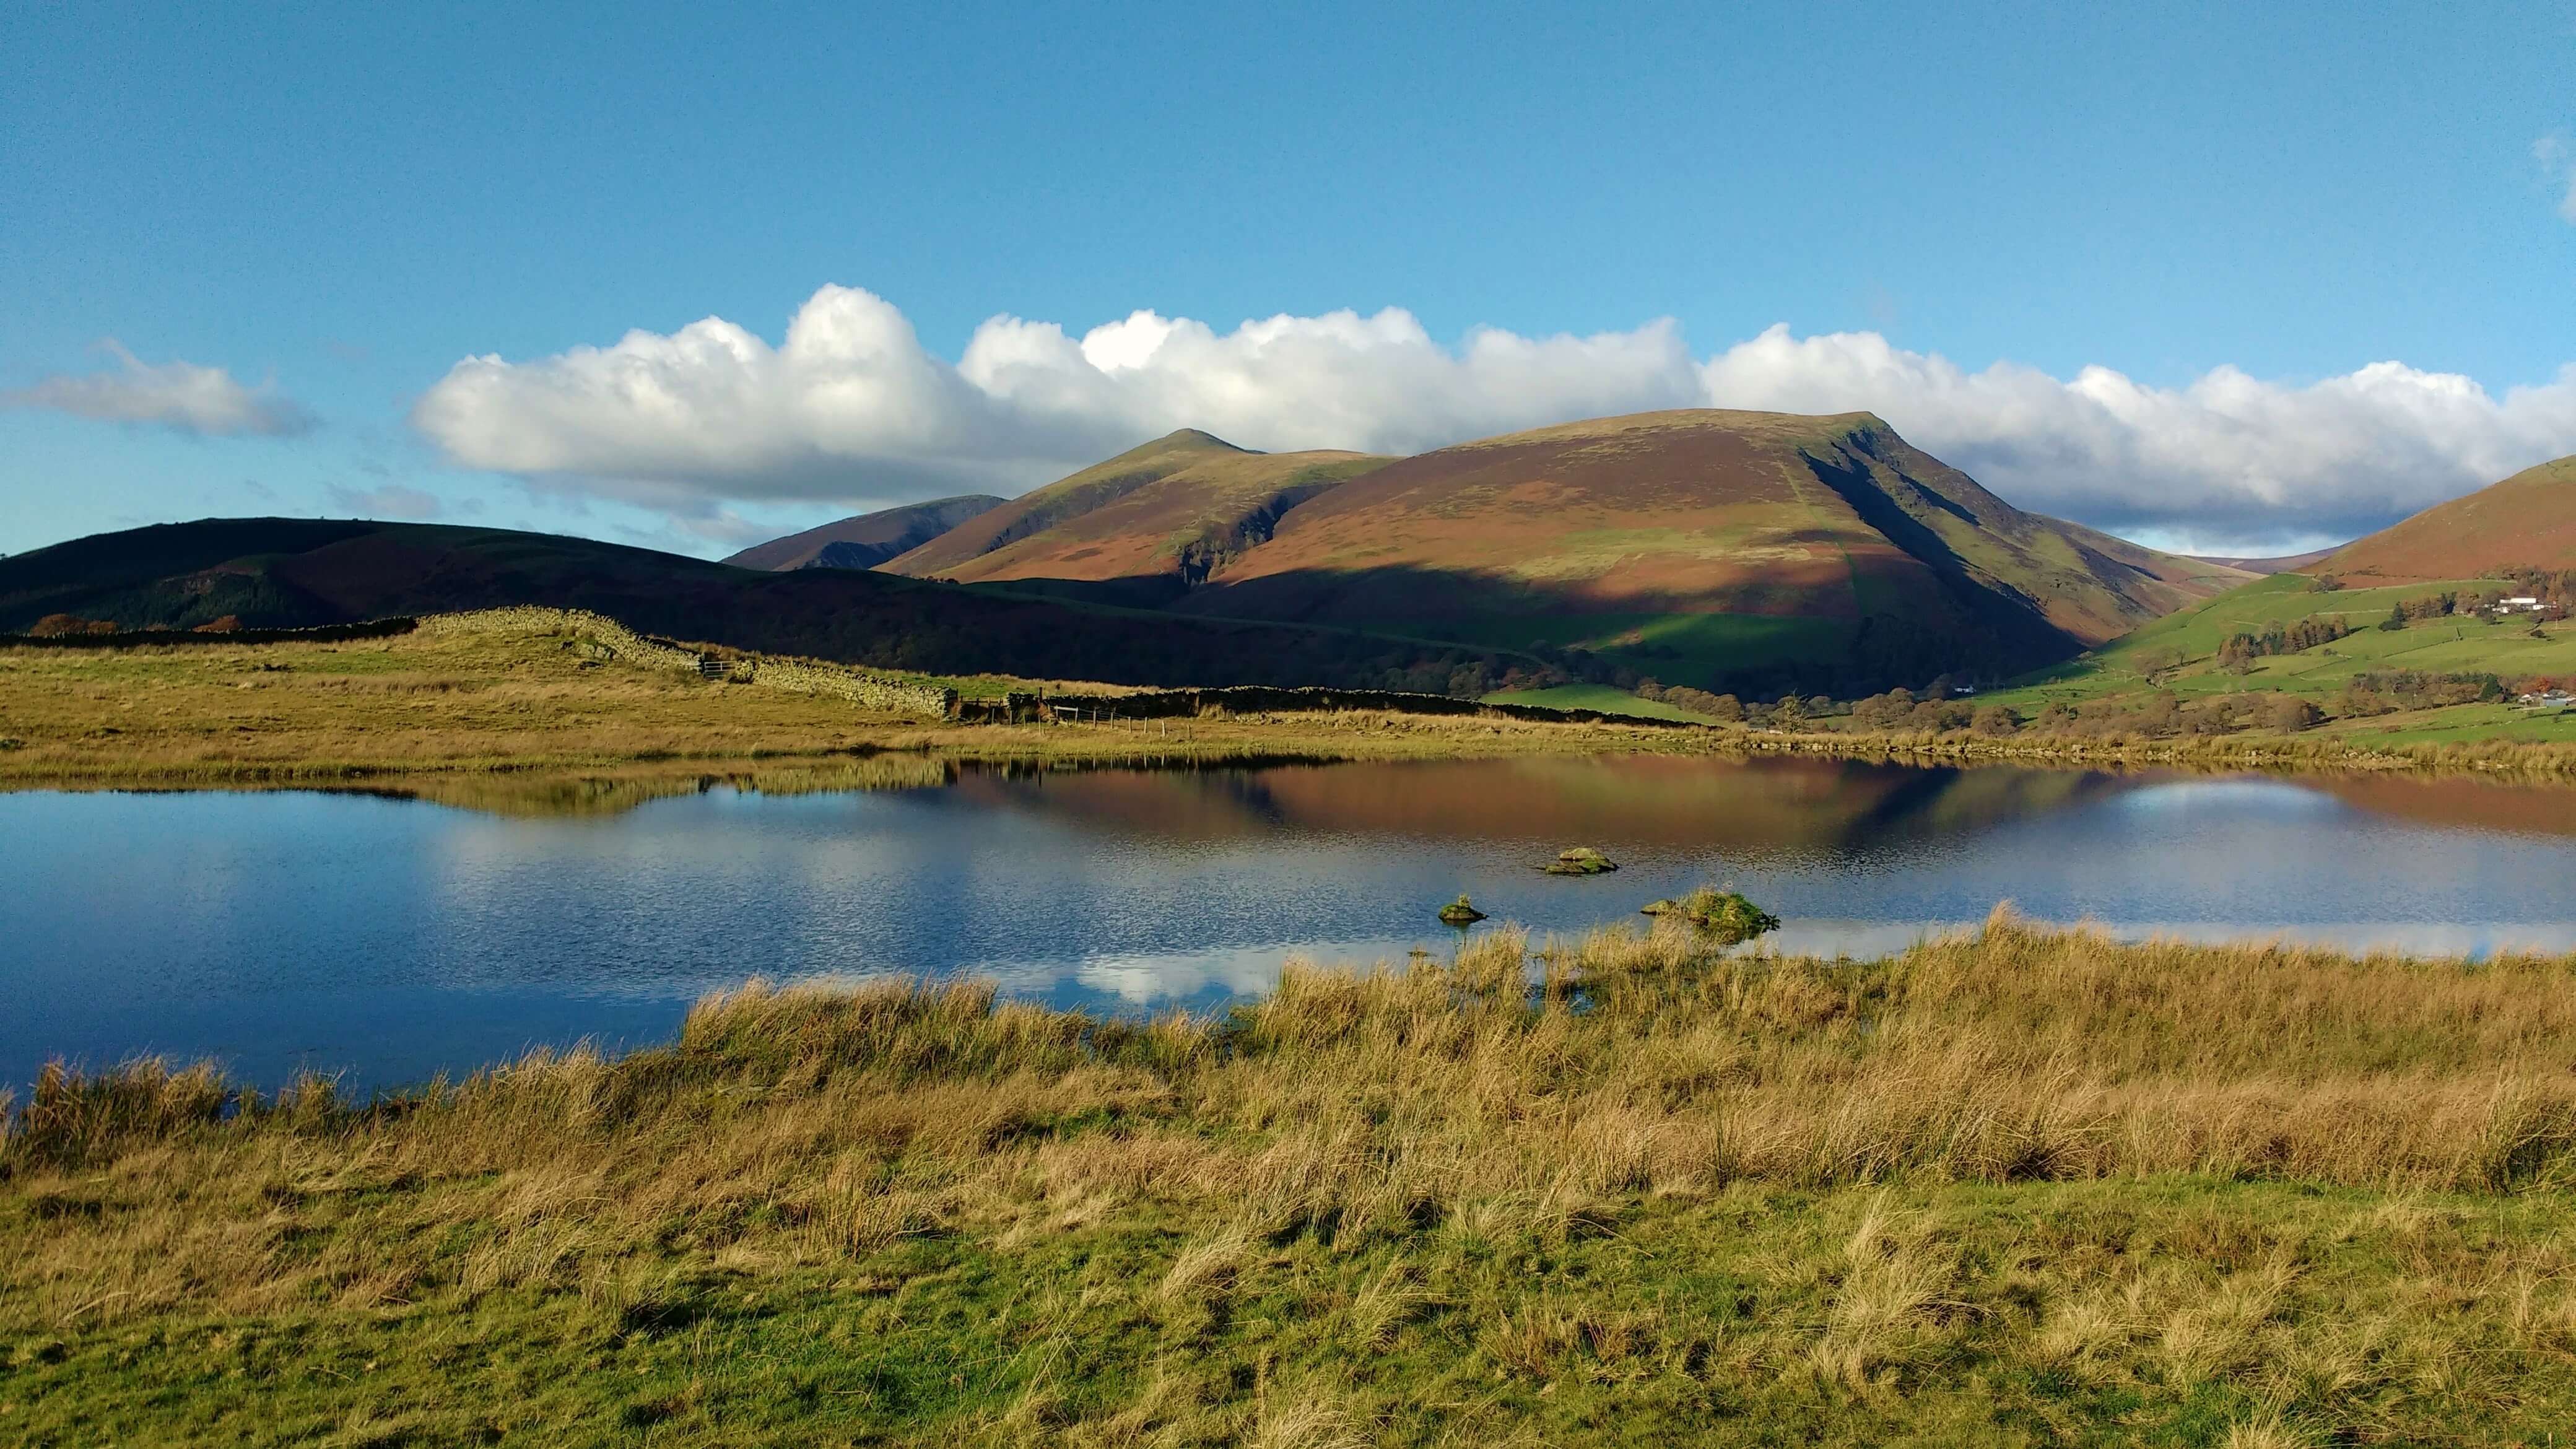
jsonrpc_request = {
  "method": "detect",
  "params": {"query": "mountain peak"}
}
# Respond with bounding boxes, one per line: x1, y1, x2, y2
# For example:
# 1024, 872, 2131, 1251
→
1149, 427, 1253, 453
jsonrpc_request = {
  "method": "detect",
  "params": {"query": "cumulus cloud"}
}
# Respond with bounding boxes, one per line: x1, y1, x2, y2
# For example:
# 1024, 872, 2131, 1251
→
1700, 326, 2576, 549
412, 284, 2576, 552
4, 341, 316, 437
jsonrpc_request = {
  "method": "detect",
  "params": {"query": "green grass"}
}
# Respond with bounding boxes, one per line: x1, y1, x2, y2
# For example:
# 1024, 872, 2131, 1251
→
1434, 610, 1850, 679
1976, 572, 2576, 728
22, 1180, 2576, 1446
1479, 682, 1719, 721
22, 918, 2576, 1442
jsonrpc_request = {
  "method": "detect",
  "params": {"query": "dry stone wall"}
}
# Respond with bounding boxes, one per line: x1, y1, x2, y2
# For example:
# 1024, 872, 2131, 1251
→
419, 608, 958, 720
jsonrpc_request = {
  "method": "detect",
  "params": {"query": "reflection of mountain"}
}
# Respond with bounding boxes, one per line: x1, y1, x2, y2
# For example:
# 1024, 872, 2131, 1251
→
949, 756, 2139, 856
2305, 775, 2576, 841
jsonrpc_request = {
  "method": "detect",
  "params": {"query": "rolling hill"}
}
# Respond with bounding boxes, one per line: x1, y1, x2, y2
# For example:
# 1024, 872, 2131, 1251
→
880, 430, 1392, 605
0, 518, 1521, 690
1152, 410, 2245, 690
2320, 456, 2576, 583
722, 495, 1005, 572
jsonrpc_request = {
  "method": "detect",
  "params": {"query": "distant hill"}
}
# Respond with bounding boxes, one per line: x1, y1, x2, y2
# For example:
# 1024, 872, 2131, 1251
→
0, 518, 1521, 690
723, 495, 1006, 572
881, 429, 1391, 605
10, 411, 2249, 698
2187, 547, 2339, 576
2320, 456, 2576, 583
1152, 410, 2245, 690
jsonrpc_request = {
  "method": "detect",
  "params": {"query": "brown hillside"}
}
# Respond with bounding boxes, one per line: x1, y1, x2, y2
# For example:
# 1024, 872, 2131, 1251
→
723, 495, 1004, 571
881, 430, 1390, 595
1168, 409, 2242, 684
2320, 456, 2576, 584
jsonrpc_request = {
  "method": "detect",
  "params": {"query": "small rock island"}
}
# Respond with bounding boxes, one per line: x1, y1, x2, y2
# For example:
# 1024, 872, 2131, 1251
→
1542, 846, 1619, 875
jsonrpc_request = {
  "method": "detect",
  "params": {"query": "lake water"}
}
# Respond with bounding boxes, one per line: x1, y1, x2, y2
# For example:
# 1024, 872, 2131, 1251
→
8, 754, 2576, 1092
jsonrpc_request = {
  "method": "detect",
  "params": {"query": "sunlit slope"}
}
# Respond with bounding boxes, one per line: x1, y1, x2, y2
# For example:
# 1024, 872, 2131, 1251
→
1172, 409, 2244, 686
2321, 456, 2576, 583
723, 495, 1004, 571
881, 429, 1390, 599
1984, 571, 2576, 745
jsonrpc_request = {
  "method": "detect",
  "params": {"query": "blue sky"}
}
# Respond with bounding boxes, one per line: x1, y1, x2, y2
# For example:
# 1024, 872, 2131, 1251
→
6, 1, 2574, 557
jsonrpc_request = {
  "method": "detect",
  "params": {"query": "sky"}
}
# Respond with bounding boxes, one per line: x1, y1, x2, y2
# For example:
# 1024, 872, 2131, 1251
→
5, 1, 2574, 559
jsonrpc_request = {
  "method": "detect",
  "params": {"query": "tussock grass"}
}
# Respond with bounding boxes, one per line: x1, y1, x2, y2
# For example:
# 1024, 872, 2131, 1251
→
14, 915, 2576, 1440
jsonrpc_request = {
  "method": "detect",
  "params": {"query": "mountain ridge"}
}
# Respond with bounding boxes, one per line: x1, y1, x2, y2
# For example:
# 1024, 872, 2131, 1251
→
861, 408, 2242, 691
723, 495, 1006, 572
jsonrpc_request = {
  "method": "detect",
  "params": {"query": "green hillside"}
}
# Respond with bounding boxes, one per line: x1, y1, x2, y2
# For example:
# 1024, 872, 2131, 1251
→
1973, 572, 2576, 744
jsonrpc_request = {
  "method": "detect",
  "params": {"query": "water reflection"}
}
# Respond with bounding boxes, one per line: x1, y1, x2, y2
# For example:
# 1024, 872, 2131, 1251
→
6, 754, 2576, 1092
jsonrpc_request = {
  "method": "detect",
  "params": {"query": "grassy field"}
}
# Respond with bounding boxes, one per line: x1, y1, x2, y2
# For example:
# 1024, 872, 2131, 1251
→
0, 616, 1736, 786
1935, 573, 2576, 748
19, 603, 2576, 801
1988, 574, 2576, 705
12, 915, 2576, 1444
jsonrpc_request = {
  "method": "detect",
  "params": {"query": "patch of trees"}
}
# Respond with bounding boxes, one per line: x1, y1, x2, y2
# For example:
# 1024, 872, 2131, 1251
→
2336, 671, 2507, 717
2216, 616, 2350, 671
1843, 687, 1980, 733
2024, 690, 2321, 738
2497, 568, 2576, 610
1633, 678, 1744, 721
2378, 590, 2520, 631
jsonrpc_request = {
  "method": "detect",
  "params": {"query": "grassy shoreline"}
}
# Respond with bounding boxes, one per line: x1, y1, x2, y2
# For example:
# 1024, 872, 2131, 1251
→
13, 610, 2576, 798
12, 915, 2576, 1443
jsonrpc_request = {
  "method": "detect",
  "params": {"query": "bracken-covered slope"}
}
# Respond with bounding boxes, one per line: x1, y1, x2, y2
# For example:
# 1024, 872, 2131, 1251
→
2320, 456, 2576, 584
1163, 409, 2244, 689
879, 430, 1392, 604
723, 495, 1006, 572
0, 519, 1520, 689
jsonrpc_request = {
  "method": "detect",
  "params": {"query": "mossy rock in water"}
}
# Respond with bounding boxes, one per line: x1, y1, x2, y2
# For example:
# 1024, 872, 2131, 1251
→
1640, 887, 1781, 944
1543, 846, 1619, 875
1437, 894, 1489, 926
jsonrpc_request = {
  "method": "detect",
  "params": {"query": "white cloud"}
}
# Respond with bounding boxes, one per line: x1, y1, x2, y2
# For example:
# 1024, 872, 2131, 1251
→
2540, 135, 2576, 224
4, 341, 316, 437
1699, 326, 2576, 549
412, 284, 2576, 552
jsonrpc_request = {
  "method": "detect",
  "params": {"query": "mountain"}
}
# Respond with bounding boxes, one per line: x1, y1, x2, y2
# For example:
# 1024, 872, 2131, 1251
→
723, 495, 1006, 572
9, 411, 2245, 698
2318, 456, 2576, 583
2187, 547, 2339, 576
0, 518, 1517, 690
880, 430, 1392, 605
1154, 409, 2245, 690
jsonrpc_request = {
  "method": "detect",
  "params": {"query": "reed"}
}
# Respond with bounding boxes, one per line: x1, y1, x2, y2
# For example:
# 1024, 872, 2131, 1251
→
12, 915, 2576, 1443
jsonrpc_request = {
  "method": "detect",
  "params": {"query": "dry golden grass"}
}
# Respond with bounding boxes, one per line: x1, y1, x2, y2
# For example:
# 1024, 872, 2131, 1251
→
0, 617, 1733, 790
15, 914, 2576, 1441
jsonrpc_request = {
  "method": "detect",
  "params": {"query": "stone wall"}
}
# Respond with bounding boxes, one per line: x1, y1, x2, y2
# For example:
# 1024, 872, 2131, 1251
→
419, 608, 959, 720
